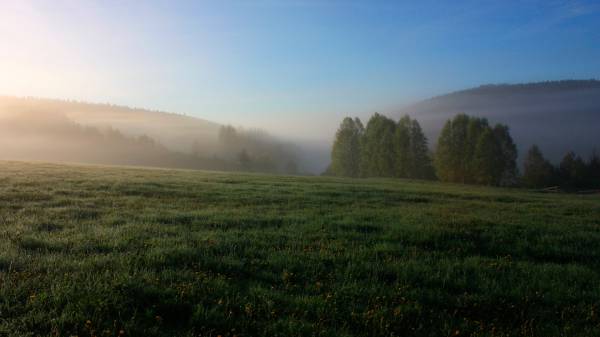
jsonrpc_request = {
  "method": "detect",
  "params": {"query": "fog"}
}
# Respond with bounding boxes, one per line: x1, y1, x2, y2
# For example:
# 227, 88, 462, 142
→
0, 96, 221, 152
0, 96, 326, 174
1, 80, 599, 174
398, 81, 600, 163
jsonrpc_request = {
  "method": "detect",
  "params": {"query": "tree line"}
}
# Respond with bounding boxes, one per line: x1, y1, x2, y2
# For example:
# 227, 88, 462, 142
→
328, 113, 600, 190
0, 111, 237, 171
523, 146, 600, 190
217, 125, 300, 175
327, 114, 435, 179
435, 114, 517, 186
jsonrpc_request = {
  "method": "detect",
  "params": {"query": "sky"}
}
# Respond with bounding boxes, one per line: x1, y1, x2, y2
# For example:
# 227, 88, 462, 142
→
1, 0, 599, 141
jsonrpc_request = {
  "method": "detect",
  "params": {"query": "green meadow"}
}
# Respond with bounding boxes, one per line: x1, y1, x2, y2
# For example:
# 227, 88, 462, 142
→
0, 161, 599, 337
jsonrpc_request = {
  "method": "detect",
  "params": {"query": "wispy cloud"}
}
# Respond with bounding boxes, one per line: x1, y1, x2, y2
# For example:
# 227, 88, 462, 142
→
505, 0, 600, 40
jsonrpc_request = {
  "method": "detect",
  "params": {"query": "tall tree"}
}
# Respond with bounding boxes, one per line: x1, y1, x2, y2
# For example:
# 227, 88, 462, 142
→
394, 116, 412, 178
493, 124, 518, 186
436, 114, 517, 185
435, 114, 471, 183
587, 151, 600, 189
559, 151, 587, 190
392, 116, 434, 179
522, 145, 555, 188
330, 117, 363, 177
360, 113, 396, 177
408, 119, 435, 179
473, 128, 502, 185
465, 117, 489, 181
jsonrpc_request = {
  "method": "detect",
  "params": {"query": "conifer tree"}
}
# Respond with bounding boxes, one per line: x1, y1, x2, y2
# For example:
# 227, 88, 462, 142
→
465, 117, 489, 181
360, 113, 396, 177
493, 124, 518, 186
473, 128, 502, 185
559, 151, 587, 189
436, 114, 517, 185
522, 145, 555, 188
435, 114, 470, 183
394, 116, 412, 178
408, 119, 435, 179
587, 151, 600, 188
330, 117, 363, 177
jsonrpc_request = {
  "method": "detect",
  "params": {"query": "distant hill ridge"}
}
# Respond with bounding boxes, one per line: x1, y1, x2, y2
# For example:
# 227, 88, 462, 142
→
0, 95, 221, 154
0, 95, 307, 174
399, 79, 600, 162
0, 95, 206, 120
440, 79, 600, 97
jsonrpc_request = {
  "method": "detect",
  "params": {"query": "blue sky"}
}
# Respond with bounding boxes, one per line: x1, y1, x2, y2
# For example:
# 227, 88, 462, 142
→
1, 0, 599, 139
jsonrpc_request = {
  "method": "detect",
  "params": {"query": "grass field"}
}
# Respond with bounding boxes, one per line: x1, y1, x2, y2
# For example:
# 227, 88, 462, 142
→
0, 161, 599, 337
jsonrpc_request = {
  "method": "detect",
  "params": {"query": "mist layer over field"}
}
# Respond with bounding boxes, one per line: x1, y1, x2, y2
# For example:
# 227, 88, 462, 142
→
1, 80, 599, 174
398, 81, 600, 163
0, 96, 326, 174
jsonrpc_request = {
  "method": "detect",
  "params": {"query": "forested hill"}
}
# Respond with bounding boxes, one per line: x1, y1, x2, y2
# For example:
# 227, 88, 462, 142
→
0, 110, 236, 171
0, 96, 221, 154
399, 80, 600, 162
0, 97, 305, 174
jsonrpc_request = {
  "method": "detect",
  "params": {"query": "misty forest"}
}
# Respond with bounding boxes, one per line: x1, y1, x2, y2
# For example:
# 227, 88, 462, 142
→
2, 80, 600, 191
1, 1, 600, 336
0, 96, 303, 174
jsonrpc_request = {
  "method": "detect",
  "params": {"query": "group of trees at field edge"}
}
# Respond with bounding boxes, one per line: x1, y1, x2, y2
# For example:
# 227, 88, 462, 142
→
435, 114, 518, 186
523, 145, 600, 190
329, 112, 600, 190
328, 113, 435, 179
329, 113, 518, 186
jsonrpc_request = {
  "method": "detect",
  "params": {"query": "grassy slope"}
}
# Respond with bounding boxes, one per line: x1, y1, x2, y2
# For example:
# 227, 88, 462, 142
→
0, 161, 599, 337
